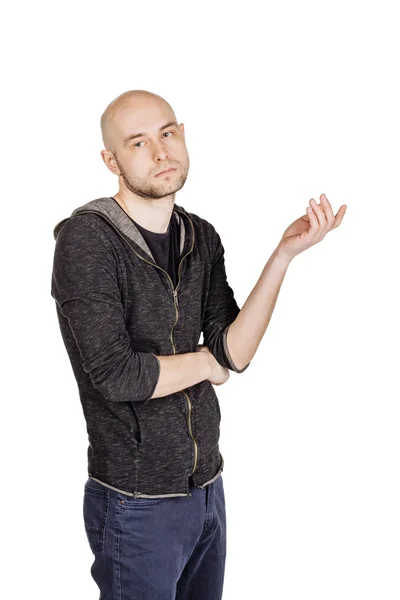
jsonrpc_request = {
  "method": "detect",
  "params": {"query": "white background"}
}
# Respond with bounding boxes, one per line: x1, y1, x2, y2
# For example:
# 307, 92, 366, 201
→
2, 1, 399, 598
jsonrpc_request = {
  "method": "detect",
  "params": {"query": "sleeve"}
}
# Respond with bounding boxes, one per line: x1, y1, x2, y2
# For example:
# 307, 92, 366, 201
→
202, 225, 250, 373
51, 215, 161, 402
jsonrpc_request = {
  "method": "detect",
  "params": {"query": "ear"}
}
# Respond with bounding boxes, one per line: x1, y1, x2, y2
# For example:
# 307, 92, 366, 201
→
100, 150, 120, 176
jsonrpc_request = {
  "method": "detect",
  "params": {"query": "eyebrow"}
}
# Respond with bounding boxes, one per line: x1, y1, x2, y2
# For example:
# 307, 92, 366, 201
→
123, 121, 178, 146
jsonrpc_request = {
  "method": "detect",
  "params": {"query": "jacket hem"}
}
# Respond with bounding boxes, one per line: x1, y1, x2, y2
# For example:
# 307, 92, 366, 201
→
197, 453, 225, 489
88, 476, 192, 498
197, 468, 223, 489
88, 453, 224, 497
88, 476, 135, 496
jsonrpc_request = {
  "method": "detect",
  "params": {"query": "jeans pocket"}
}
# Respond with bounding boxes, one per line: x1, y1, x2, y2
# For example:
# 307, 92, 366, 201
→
119, 496, 171, 507
83, 483, 110, 554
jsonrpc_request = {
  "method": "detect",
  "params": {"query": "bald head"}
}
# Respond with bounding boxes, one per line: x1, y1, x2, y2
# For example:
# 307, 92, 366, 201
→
100, 90, 177, 152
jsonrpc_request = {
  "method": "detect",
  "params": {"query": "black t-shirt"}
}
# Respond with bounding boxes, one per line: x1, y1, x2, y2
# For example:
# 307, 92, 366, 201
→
110, 198, 180, 288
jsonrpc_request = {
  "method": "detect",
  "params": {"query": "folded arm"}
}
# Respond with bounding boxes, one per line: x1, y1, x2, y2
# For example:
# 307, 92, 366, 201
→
51, 216, 164, 402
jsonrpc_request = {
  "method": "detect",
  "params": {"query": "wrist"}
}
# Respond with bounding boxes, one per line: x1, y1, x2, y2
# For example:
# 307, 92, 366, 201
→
272, 246, 293, 268
197, 349, 214, 380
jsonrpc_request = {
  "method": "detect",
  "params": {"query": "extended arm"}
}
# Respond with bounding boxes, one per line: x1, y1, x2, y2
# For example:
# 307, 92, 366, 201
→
225, 248, 290, 371
224, 194, 347, 370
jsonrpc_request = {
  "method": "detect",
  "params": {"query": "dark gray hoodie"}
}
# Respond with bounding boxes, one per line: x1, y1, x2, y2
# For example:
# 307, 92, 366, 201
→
51, 197, 250, 498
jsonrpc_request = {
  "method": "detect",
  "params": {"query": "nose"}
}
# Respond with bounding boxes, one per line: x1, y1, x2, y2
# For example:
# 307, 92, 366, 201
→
152, 139, 169, 163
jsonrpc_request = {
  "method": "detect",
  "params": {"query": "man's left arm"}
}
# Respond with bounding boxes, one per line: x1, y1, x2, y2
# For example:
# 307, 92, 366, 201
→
224, 247, 291, 372
201, 225, 252, 373
203, 194, 347, 372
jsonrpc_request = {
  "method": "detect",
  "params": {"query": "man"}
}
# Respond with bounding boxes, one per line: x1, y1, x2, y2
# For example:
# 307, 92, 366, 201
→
51, 89, 347, 599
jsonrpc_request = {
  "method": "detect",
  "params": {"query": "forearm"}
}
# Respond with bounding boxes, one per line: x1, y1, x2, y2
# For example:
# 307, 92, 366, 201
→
150, 351, 212, 398
226, 247, 292, 370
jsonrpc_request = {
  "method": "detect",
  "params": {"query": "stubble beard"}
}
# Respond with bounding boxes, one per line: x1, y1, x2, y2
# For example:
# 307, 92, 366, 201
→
114, 153, 190, 200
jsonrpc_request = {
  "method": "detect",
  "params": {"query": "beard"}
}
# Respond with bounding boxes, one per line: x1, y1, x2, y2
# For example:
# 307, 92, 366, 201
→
114, 153, 190, 200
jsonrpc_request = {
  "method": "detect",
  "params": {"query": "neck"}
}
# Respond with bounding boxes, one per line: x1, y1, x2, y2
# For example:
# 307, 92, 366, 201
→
112, 191, 175, 234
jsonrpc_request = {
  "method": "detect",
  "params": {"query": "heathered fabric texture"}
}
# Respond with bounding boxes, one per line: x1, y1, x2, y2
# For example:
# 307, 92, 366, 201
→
51, 197, 250, 497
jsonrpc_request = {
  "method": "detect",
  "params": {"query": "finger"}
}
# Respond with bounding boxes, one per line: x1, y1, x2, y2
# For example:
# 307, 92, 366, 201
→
309, 198, 327, 228
306, 206, 319, 232
331, 205, 347, 229
320, 194, 335, 225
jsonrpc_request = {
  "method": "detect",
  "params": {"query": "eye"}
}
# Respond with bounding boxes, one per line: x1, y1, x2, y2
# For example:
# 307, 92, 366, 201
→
133, 132, 173, 148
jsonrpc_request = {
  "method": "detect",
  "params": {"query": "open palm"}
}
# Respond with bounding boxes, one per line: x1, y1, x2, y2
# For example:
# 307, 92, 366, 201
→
276, 194, 347, 261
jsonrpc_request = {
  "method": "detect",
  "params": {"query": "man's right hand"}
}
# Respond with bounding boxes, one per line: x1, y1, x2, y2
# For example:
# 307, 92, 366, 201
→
195, 345, 230, 386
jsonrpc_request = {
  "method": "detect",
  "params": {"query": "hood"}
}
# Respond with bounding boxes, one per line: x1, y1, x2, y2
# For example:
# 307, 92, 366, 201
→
53, 196, 192, 263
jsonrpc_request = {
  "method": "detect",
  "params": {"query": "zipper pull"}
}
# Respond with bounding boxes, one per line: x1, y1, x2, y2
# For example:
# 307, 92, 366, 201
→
173, 289, 179, 307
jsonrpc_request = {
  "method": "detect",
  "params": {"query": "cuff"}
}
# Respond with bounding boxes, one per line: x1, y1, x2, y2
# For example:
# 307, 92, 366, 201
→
222, 323, 250, 373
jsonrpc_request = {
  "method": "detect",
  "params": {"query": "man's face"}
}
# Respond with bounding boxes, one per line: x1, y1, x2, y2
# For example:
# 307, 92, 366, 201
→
104, 100, 190, 199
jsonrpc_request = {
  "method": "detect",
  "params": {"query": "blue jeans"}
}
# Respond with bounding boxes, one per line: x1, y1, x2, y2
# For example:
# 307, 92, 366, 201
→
83, 474, 227, 599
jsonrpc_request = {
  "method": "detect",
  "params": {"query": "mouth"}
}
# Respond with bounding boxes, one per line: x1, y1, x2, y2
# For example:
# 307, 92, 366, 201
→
155, 168, 176, 177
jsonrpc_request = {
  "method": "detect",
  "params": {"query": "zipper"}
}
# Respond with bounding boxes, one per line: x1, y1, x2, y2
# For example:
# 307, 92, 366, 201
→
73, 208, 199, 477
